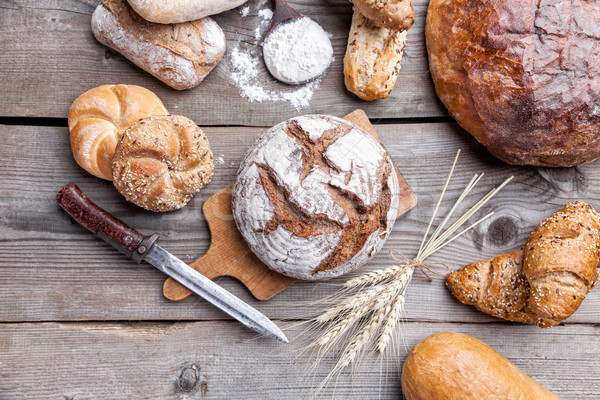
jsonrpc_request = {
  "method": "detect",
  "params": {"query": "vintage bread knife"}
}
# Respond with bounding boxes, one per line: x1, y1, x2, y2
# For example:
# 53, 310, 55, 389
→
56, 183, 288, 343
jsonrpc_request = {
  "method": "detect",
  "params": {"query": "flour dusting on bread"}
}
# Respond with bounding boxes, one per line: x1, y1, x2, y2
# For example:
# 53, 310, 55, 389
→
232, 115, 399, 280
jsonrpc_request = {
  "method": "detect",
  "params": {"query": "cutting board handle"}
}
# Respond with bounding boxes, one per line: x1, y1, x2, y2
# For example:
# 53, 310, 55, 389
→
162, 187, 298, 301
163, 110, 416, 301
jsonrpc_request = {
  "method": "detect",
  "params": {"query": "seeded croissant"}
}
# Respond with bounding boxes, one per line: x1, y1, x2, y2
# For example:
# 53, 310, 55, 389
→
447, 201, 600, 328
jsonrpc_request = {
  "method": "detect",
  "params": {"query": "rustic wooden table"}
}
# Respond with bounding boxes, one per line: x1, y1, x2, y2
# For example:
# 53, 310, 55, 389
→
1, 0, 599, 398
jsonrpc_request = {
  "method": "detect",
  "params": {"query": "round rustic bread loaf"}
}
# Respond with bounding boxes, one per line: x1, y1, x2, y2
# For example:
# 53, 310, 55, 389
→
68, 84, 168, 180
112, 115, 214, 212
426, 0, 600, 167
232, 115, 400, 281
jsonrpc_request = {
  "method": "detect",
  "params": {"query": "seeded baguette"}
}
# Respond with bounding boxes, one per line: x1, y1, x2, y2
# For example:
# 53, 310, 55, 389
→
350, 0, 414, 31
344, 9, 408, 101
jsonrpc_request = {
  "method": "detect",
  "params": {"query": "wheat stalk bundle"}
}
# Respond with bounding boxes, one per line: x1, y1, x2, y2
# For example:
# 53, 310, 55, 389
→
308, 150, 513, 390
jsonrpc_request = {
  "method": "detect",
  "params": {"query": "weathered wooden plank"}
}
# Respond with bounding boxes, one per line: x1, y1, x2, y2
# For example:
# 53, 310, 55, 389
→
0, 0, 443, 125
0, 321, 598, 399
2, 123, 600, 323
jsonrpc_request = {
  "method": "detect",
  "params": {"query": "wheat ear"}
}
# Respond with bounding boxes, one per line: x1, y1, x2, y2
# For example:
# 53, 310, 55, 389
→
308, 149, 513, 392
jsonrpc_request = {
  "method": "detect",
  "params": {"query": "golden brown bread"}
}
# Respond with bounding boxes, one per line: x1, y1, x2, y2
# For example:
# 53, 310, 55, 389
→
426, 0, 600, 166
68, 84, 168, 180
401, 332, 561, 400
349, 0, 414, 31
112, 115, 214, 212
447, 202, 600, 328
343, 9, 408, 101
91, 0, 226, 90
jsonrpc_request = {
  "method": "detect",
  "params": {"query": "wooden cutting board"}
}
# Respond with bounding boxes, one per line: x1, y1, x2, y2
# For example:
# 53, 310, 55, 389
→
163, 110, 416, 301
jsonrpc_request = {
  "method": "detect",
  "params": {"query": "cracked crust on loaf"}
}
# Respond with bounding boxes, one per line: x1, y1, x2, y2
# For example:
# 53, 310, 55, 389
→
232, 115, 400, 281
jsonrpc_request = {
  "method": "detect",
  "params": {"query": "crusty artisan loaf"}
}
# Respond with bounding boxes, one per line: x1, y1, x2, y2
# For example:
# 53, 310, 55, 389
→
112, 115, 214, 212
447, 202, 600, 328
127, 0, 249, 24
426, 0, 600, 166
232, 115, 400, 281
68, 84, 168, 180
350, 0, 414, 31
92, 0, 226, 90
401, 332, 561, 400
344, 9, 408, 101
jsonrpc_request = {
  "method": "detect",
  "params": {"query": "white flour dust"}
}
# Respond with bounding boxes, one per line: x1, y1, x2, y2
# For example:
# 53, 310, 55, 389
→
255, 9, 273, 40
226, 3, 330, 110
229, 46, 321, 110
263, 17, 333, 84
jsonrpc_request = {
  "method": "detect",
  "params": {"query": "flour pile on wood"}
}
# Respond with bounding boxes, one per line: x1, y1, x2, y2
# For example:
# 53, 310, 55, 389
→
226, 5, 331, 109
263, 17, 333, 84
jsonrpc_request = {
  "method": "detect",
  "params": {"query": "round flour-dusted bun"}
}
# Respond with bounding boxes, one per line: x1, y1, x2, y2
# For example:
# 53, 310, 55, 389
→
112, 115, 214, 212
68, 84, 168, 180
426, 0, 600, 167
232, 115, 400, 281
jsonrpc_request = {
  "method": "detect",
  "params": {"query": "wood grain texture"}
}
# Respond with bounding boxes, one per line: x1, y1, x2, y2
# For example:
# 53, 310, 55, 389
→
162, 109, 416, 302
0, 321, 598, 399
1, 122, 600, 324
0, 0, 443, 125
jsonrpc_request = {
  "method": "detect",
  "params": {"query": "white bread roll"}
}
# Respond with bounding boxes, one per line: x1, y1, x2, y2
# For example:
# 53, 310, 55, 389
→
127, 0, 249, 24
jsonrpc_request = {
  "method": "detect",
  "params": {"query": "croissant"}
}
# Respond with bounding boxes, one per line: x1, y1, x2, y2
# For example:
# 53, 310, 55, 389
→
447, 201, 600, 328
68, 84, 168, 180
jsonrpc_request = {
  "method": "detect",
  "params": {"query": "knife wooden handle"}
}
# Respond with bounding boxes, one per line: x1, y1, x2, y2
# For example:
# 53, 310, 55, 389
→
56, 183, 145, 256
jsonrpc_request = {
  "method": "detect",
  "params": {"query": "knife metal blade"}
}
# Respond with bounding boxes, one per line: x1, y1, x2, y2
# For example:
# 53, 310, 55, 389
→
144, 244, 288, 343
56, 183, 288, 343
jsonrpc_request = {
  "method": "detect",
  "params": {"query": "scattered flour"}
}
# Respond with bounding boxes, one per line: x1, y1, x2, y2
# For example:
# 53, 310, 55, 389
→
255, 9, 273, 40
258, 8, 273, 20
229, 46, 322, 110
239, 5, 250, 16
227, 7, 330, 110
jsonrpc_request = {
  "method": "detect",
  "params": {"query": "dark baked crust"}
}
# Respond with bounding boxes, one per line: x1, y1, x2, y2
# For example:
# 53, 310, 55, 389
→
426, 0, 600, 166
